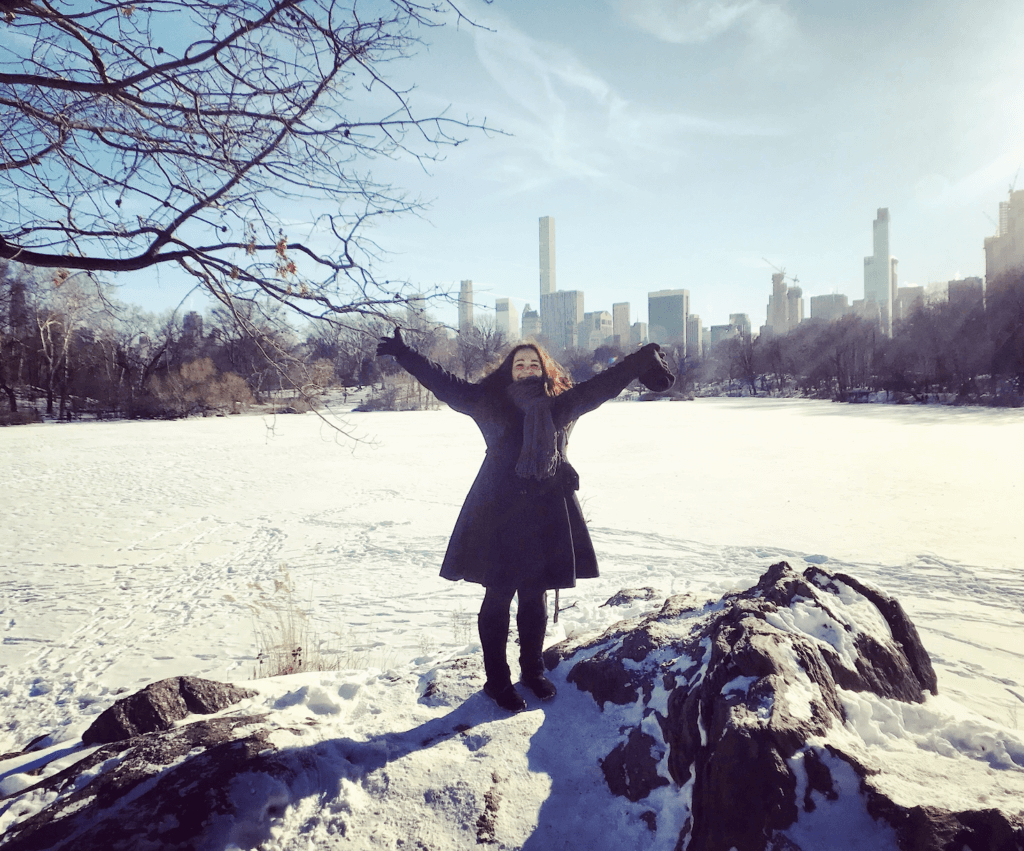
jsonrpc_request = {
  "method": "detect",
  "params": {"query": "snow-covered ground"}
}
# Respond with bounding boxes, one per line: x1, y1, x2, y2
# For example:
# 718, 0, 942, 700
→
2, 398, 1023, 848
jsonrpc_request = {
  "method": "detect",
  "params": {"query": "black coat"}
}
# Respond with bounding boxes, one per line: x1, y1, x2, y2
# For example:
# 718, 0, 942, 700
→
395, 349, 645, 591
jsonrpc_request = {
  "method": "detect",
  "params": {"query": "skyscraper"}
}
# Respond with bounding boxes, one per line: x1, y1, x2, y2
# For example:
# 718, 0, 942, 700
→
729, 313, 752, 339
406, 292, 426, 328
612, 302, 630, 348
685, 315, 703, 359
985, 190, 1024, 295
946, 279, 982, 312
495, 298, 519, 341
539, 216, 556, 300
863, 208, 897, 336
809, 294, 849, 324
580, 311, 613, 351
786, 288, 804, 330
182, 311, 203, 341
648, 289, 689, 346
541, 290, 584, 352
521, 303, 542, 339
458, 280, 474, 335
765, 274, 803, 336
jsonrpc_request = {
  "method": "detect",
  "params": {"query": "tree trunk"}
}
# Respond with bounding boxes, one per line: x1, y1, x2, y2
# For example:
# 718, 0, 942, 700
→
1, 380, 16, 412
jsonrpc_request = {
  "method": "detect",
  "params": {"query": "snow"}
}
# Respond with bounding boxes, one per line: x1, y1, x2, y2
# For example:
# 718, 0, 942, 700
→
2, 397, 1023, 848
788, 748, 902, 851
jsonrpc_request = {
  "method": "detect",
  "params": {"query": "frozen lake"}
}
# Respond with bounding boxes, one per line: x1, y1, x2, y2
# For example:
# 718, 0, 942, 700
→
2, 397, 1022, 752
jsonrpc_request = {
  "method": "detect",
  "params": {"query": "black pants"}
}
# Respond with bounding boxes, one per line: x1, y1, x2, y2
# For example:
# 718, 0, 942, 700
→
478, 587, 547, 687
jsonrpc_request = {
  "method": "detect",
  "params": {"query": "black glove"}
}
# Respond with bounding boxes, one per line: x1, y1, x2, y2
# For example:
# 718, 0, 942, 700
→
376, 327, 407, 358
635, 343, 675, 392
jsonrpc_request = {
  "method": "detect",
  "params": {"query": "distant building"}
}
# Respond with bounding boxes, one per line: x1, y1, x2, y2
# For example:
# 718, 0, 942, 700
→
541, 289, 584, 351
686, 315, 703, 359
495, 298, 519, 341
985, 190, 1024, 293
894, 285, 926, 322
183, 311, 203, 340
580, 310, 613, 351
612, 302, 630, 349
764, 273, 803, 336
790, 289, 804, 328
809, 293, 849, 324
710, 324, 739, 346
648, 289, 689, 346
630, 322, 648, 347
729, 313, 752, 339
458, 280, 474, 334
851, 297, 882, 327
863, 208, 898, 336
539, 216, 556, 299
521, 303, 541, 339
947, 277, 983, 311
406, 292, 426, 327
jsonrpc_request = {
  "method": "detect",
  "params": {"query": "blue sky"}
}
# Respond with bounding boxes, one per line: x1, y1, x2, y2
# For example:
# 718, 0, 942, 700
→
133, 0, 1024, 331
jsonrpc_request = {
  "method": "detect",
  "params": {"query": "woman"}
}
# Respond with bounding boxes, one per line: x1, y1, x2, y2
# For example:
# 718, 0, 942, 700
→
376, 329, 674, 712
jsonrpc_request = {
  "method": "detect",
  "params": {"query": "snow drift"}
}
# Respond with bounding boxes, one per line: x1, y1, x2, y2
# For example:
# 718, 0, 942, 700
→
2, 562, 1022, 851
548, 560, 1023, 850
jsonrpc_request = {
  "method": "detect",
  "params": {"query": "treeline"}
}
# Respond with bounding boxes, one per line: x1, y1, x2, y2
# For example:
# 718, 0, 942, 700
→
4, 259, 1023, 424
0, 260, 521, 422
681, 272, 1024, 406
0, 261, 332, 422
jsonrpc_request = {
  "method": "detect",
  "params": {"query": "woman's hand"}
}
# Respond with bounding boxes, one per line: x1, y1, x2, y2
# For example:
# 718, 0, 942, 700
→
634, 343, 675, 391
376, 327, 407, 358
637, 342, 662, 362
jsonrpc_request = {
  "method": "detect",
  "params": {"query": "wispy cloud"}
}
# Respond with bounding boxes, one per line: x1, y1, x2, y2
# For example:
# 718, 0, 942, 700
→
611, 0, 795, 46
463, 6, 778, 195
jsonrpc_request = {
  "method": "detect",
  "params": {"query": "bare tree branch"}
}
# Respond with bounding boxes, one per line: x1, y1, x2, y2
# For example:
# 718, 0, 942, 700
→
1, 0, 500, 323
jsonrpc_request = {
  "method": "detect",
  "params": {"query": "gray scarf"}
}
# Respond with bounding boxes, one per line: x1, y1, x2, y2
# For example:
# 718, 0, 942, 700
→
506, 377, 559, 480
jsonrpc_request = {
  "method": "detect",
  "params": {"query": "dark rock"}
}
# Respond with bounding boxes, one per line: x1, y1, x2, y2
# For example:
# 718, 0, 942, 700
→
82, 676, 257, 745
0, 715, 295, 851
547, 561, 1024, 851
600, 728, 669, 802
601, 587, 661, 607
810, 568, 938, 698
865, 798, 1024, 851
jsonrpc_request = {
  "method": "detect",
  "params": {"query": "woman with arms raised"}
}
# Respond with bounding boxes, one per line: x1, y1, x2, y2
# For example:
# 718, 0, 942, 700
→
376, 330, 674, 713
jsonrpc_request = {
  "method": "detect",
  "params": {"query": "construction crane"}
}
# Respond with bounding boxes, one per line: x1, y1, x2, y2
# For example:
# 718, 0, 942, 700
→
762, 257, 799, 287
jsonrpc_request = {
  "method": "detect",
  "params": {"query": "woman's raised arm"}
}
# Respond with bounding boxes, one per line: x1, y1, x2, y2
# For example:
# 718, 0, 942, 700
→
553, 344, 674, 424
376, 329, 484, 414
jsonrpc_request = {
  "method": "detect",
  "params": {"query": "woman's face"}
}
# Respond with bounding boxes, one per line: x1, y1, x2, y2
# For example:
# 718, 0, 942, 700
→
511, 348, 543, 381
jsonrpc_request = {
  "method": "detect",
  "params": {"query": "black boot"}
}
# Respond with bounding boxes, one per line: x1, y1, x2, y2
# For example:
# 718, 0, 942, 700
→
479, 588, 526, 711
483, 681, 527, 713
518, 590, 557, 700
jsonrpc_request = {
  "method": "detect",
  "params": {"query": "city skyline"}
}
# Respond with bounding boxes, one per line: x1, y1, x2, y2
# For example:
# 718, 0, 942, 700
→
101, 0, 1024, 333
462, 191, 1020, 350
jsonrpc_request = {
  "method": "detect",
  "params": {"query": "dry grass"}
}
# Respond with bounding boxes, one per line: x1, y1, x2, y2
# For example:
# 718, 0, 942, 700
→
248, 566, 338, 678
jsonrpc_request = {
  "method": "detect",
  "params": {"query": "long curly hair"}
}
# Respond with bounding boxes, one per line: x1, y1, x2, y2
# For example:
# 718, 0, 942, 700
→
479, 343, 572, 397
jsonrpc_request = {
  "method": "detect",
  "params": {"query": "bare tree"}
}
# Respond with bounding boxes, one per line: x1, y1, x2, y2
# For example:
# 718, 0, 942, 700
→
0, 0, 488, 326
455, 318, 506, 380
32, 271, 108, 418
722, 336, 756, 396
0, 259, 33, 411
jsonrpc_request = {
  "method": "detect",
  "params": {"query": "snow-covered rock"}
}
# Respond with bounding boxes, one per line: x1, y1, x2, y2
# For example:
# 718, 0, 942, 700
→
82, 676, 256, 744
2, 563, 1022, 851
545, 561, 1024, 851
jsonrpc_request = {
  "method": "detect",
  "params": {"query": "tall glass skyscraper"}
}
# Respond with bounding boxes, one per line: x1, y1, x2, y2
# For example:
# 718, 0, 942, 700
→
648, 289, 689, 346
539, 216, 556, 299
